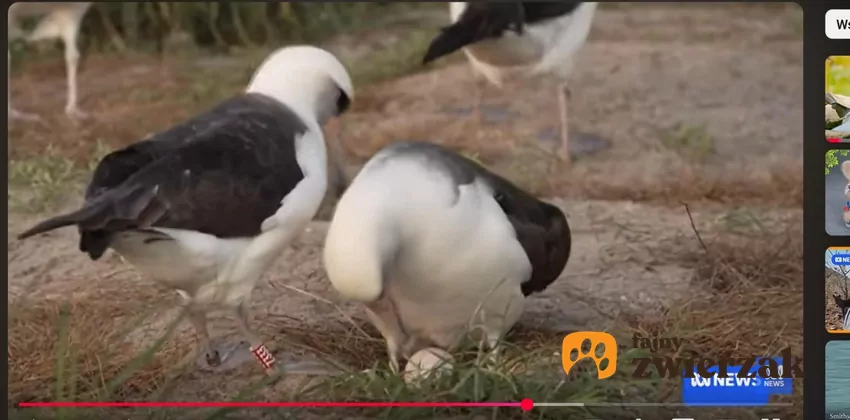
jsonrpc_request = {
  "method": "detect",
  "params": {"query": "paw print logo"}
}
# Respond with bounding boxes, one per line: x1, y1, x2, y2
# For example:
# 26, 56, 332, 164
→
561, 332, 617, 379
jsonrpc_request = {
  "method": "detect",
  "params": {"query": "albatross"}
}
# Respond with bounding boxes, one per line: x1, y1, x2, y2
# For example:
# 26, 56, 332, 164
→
8, 2, 93, 121
422, 2, 597, 165
323, 141, 571, 374
17, 45, 354, 375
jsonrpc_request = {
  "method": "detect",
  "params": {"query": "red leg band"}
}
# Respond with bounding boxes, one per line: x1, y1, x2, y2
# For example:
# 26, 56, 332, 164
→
250, 344, 276, 370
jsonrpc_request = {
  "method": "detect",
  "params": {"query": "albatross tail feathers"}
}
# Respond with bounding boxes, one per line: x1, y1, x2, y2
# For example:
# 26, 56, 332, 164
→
422, 2, 524, 65
422, 24, 480, 65
17, 183, 162, 240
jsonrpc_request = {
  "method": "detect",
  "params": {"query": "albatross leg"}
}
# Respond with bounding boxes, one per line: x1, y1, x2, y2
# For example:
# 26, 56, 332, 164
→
185, 304, 247, 373
60, 20, 87, 120
364, 298, 407, 375
556, 83, 572, 166
187, 308, 224, 369
9, 105, 44, 122
233, 302, 281, 376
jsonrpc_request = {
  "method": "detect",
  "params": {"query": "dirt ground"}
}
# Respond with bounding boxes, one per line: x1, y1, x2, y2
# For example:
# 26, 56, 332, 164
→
7, 3, 804, 419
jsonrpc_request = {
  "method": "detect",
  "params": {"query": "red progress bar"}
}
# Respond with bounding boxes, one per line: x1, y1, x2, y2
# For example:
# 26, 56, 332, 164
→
19, 400, 536, 411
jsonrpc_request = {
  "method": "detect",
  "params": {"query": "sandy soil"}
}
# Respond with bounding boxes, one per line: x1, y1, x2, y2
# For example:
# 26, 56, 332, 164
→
7, 2, 803, 415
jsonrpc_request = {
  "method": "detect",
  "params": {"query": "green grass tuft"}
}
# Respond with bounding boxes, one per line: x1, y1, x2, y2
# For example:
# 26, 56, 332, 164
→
660, 123, 716, 163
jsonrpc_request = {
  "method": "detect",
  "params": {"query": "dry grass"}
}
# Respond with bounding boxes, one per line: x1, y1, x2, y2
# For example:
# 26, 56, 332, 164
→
6, 205, 805, 414
8, 277, 188, 404
618, 209, 803, 418
6, 210, 804, 418
337, 92, 804, 207
250, 210, 801, 419
552, 157, 803, 207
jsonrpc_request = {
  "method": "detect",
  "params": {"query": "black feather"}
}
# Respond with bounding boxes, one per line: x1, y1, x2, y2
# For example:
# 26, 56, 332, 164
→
17, 93, 311, 261
422, 2, 584, 65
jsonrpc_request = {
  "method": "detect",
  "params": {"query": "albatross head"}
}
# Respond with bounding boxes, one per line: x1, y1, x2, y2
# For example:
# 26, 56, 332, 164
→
247, 45, 354, 125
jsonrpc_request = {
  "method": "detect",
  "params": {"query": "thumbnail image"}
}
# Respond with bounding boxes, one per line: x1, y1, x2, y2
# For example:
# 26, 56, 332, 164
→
826, 248, 850, 332
826, 150, 850, 236
827, 56, 850, 143
826, 341, 850, 418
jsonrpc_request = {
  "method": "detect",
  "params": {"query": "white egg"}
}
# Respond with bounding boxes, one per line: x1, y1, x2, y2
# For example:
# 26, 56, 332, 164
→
403, 347, 455, 385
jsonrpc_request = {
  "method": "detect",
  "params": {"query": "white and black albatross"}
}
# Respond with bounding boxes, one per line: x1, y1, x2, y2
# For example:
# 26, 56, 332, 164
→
323, 141, 571, 374
421, 2, 597, 165
16, 45, 354, 375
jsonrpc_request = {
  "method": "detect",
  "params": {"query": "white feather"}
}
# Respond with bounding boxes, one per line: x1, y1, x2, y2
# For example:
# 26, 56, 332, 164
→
248, 45, 354, 128
8, 2, 91, 41
324, 149, 530, 352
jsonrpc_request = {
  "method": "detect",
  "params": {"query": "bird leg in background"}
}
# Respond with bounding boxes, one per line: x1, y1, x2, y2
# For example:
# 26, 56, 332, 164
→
235, 302, 279, 375
187, 308, 222, 367
557, 83, 572, 165
8, 50, 43, 122
60, 23, 87, 119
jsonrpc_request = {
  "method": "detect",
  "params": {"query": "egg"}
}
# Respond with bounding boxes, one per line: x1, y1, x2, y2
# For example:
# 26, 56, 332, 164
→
403, 347, 455, 385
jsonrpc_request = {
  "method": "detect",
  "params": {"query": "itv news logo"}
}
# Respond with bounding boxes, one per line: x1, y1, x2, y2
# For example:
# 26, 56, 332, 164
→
561, 332, 801, 406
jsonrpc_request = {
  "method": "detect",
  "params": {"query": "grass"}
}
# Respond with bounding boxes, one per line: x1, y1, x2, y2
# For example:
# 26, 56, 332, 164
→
8, 141, 112, 212
7, 209, 803, 419
9, 149, 86, 212
660, 123, 716, 164
346, 29, 437, 88
618, 209, 803, 418
8, 278, 187, 404
295, 347, 649, 420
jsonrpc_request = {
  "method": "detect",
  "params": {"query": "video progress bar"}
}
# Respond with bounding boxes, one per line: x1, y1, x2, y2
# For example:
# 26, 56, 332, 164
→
535, 402, 794, 407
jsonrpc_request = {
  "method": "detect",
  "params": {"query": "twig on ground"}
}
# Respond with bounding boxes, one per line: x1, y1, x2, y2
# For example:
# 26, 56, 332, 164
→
681, 202, 709, 253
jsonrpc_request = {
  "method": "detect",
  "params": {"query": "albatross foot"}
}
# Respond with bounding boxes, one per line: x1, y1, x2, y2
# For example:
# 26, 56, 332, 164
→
9, 107, 45, 123
196, 339, 255, 373
66, 107, 90, 120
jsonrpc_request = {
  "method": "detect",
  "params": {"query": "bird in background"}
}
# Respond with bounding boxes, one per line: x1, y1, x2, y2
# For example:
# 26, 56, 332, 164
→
8, 2, 93, 121
323, 141, 571, 375
422, 2, 598, 166
17, 45, 354, 376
